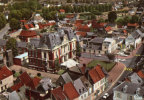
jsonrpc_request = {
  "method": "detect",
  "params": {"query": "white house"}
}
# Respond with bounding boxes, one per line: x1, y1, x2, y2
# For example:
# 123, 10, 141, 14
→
102, 38, 117, 53
125, 31, 141, 49
0, 66, 13, 92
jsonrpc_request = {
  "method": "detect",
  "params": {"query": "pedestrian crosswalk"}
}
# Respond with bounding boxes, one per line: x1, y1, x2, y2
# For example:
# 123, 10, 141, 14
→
124, 67, 133, 71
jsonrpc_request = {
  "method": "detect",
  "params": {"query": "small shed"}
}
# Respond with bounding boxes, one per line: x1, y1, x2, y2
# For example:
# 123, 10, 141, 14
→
13, 52, 28, 66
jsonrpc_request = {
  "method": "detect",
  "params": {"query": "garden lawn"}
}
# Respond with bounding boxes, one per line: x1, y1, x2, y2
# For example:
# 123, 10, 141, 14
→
87, 60, 116, 72
57, 69, 65, 75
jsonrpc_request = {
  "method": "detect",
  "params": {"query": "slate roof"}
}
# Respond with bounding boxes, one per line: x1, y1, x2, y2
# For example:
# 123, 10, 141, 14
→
73, 78, 87, 95
64, 82, 79, 100
0, 39, 6, 46
17, 42, 27, 48
39, 28, 75, 49
113, 82, 144, 96
89, 37, 104, 44
29, 38, 40, 48
9, 91, 21, 100
0, 66, 13, 80
131, 31, 140, 39
61, 72, 73, 83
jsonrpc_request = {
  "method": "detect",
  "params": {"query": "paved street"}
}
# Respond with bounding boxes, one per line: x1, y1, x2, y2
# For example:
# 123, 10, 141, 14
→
102, 44, 144, 100
0, 24, 10, 39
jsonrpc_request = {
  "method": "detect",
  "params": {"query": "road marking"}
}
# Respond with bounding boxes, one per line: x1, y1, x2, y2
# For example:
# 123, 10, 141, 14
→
124, 67, 133, 71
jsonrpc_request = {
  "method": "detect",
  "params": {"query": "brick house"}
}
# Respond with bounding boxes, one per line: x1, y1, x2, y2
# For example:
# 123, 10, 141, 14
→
19, 30, 38, 42
28, 28, 77, 72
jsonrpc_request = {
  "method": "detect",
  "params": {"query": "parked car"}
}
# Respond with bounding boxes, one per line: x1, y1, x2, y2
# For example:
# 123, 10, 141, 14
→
95, 54, 102, 57
102, 93, 109, 99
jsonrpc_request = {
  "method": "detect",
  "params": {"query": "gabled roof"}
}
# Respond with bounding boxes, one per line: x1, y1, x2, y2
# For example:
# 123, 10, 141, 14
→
0, 66, 13, 80
20, 30, 37, 37
11, 82, 24, 92
59, 9, 65, 12
89, 37, 104, 44
127, 23, 138, 27
88, 65, 105, 83
76, 32, 87, 37
73, 78, 87, 95
51, 86, 67, 100
17, 42, 27, 48
105, 26, 112, 32
64, 82, 79, 100
131, 31, 140, 39
137, 70, 144, 79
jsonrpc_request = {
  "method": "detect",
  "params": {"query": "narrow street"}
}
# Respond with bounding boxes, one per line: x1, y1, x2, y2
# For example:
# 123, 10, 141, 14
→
0, 24, 10, 39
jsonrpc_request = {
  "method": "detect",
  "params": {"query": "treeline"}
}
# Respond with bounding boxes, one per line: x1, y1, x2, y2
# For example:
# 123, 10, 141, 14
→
42, 4, 112, 20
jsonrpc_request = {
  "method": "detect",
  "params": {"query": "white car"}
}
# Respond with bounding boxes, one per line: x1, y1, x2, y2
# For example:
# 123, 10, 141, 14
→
95, 54, 102, 57
117, 52, 128, 57
119, 59, 126, 62
102, 93, 109, 99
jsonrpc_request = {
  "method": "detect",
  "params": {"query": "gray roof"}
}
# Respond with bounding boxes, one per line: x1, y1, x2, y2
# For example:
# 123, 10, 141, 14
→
9, 91, 21, 100
128, 73, 144, 85
89, 37, 104, 44
113, 82, 144, 96
74, 78, 87, 95
38, 78, 55, 92
17, 42, 27, 48
61, 72, 73, 83
29, 38, 40, 48
0, 39, 6, 47
131, 31, 140, 39
39, 28, 75, 49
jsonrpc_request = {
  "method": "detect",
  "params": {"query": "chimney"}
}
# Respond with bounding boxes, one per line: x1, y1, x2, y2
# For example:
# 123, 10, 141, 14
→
136, 88, 141, 96
123, 85, 128, 93
79, 89, 81, 94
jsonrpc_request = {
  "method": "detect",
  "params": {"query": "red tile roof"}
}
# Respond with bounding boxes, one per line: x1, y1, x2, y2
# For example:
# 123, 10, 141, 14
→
24, 24, 30, 30
105, 26, 112, 32
76, 32, 87, 37
75, 20, 84, 24
66, 14, 74, 18
31, 77, 41, 89
29, 24, 34, 28
64, 82, 79, 100
20, 20, 27, 23
51, 86, 67, 100
19, 72, 32, 86
20, 30, 37, 37
137, 70, 144, 79
127, 23, 138, 27
0, 66, 13, 80
11, 82, 24, 91
88, 65, 105, 83
60, 9, 65, 12
76, 25, 90, 32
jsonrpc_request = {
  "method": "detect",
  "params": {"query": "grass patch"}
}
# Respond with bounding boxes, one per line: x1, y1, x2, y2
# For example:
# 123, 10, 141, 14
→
14, 72, 20, 77
87, 60, 116, 72
57, 69, 65, 75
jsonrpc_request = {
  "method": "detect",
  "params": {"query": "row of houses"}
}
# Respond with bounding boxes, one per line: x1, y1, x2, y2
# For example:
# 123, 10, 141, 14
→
0, 63, 108, 100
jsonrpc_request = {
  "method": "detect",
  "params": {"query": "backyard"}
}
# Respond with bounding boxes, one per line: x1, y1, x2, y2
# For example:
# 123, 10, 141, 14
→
87, 60, 116, 72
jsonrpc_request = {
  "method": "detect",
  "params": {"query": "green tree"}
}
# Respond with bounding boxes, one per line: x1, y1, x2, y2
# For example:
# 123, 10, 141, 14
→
6, 38, 18, 57
76, 43, 81, 57
108, 11, 117, 22
21, 8, 32, 20
130, 15, 139, 24
9, 10, 22, 20
106, 53, 115, 62
55, 58, 60, 70
9, 18, 20, 30
123, 16, 131, 25
116, 18, 124, 26
0, 13, 7, 30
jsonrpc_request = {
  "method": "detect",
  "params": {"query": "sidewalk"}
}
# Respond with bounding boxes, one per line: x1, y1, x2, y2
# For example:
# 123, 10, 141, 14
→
9, 65, 60, 82
118, 43, 142, 59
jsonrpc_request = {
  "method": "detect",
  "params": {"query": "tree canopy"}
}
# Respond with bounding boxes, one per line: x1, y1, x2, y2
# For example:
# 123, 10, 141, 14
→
9, 18, 20, 30
6, 38, 18, 57
0, 13, 7, 30
108, 11, 117, 23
